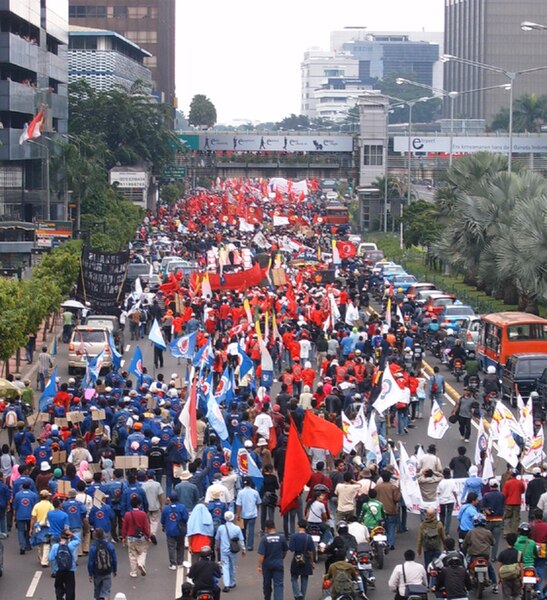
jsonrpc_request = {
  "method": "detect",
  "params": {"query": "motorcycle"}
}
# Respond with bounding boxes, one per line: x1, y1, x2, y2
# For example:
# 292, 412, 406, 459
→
353, 544, 376, 592
482, 391, 497, 418
522, 565, 539, 600
306, 522, 323, 562
322, 568, 368, 600
195, 592, 215, 600
469, 556, 490, 599
452, 358, 464, 383
369, 526, 388, 570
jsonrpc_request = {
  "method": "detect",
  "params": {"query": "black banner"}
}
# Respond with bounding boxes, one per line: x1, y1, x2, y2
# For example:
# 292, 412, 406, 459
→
77, 247, 129, 314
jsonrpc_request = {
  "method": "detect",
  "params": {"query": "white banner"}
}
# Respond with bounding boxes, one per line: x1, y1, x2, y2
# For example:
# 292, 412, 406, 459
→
394, 135, 547, 155
198, 134, 353, 153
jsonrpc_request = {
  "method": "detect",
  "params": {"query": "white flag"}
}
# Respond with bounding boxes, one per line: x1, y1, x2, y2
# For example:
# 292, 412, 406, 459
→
373, 366, 408, 414
365, 413, 382, 463
521, 428, 545, 470
491, 400, 524, 439
427, 400, 449, 439
482, 433, 495, 481
350, 404, 369, 447
497, 419, 520, 468
474, 417, 489, 466
341, 411, 356, 453
519, 398, 534, 441
398, 442, 423, 514
389, 446, 400, 478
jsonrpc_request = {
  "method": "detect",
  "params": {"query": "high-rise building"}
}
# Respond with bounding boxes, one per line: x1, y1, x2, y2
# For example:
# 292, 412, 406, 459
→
68, 0, 175, 106
68, 25, 152, 92
444, 0, 547, 124
0, 0, 69, 222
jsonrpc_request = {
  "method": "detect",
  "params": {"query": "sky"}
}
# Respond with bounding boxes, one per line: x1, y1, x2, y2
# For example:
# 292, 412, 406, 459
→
175, 0, 444, 124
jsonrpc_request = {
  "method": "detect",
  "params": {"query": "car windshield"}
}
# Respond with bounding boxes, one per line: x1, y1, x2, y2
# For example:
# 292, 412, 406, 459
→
74, 330, 106, 343
445, 307, 475, 315
395, 277, 417, 283
86, 319, 115, 330
127, 264, 150, 275
434, 298, 455, 307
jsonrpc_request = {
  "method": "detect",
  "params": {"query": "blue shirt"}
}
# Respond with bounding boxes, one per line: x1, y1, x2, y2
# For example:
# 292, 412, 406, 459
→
88, 504, 115, 533
0, 481, 12, 509
458, 502, 479, 532
461, 476, 483, 502
235, 486, 261, 519
161, 502, 189, 538
87, 540, 117, 577
215, 521, 244, 555
13, 489, 38, 520
49, 536, 81, 573
62, 499, 86, 529
47, 509, 69, 540
13, 476, 37, 496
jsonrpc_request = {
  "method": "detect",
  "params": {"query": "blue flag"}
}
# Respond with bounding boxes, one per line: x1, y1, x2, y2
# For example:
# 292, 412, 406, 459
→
128, 346, 144, 381
88, 350, 106, 383
108, 331, 122, 371
214, 366, 234, 405
197, 370, 213, 416
230, 435, 263, 491
148, 318, 166, 351
192, 341, 214, 369
207, 391, 229, 440
169, 330, 197, 359
237, 345, 253, 378
38, 367, 58, 412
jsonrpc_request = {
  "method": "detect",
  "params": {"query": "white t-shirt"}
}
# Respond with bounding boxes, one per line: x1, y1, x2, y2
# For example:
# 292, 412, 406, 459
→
307, 500, 327, 523
436, 478, 458, 505
254, 413, 273, 438
299, 339, 312, 359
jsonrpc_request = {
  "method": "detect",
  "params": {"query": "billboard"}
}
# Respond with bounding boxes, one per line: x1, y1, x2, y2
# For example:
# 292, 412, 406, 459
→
394, 135, 547, 154
35, 221, 72, 239
109, 171, 148, 188
179, 133, 353, 153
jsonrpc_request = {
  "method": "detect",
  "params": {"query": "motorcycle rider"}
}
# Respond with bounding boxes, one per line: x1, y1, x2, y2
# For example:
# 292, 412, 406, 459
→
436, 552, 472, 600
187, 546, 222, 600
513, 522, 538, 568
483, 366, 500, 400
324, 521, 358, 574
462, 513, 498, 593
463, 352, 480, 390
448, 339, 467, 370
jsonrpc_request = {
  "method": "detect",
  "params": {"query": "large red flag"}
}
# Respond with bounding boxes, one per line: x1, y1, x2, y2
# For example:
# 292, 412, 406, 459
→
336, 240, 356, 259
280, 420, 312, 513
301, 410, 343, 456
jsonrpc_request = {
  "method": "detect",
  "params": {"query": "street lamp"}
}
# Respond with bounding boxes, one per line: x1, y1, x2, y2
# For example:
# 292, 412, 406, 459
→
396, 77, 511, 166
441, 54, 547, 173
521, 21, 547, 32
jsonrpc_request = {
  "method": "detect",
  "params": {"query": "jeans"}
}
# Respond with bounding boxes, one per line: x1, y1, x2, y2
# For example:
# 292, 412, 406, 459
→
283, 510, 297, 539
54, 570, 75, 600
220, 551, 238, 588
291, 574, 309, 599
424, 549, 441, 580
17, 519, 31, 550
439, 503, 454, 535
243, 517, 257, 550
397, 408, 409, 434
167, 535, 184, 566
37, 372, 46, 392
93, 573, 112, 600
0, 507, 6, 536
486, 521, 502, 561
261, 504, 275, 532
535, 557, 546, 598
385, 514, 398, 548
458, 416, 471, 440
262, 565, 284, 600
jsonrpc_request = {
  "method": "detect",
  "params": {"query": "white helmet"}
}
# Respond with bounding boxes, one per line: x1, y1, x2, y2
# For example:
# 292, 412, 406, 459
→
487, 365, 496, 374
530, 391, 539, 399
447, 328, 454, 335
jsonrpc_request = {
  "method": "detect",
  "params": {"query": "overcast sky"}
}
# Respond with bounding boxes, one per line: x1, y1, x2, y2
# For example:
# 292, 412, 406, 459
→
176, 0, 444, 124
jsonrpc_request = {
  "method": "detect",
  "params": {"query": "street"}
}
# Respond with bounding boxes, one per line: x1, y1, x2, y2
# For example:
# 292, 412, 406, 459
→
1, 319, 516, 600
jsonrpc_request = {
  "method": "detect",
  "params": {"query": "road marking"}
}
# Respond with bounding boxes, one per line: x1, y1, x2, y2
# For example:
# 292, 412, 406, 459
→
120, 359, 125, 367
26, 570, 42, 598
125, 344, 131, 352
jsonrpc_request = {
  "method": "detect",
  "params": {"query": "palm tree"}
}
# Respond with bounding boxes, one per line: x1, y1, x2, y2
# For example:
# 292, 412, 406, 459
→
490, 93, 547, 132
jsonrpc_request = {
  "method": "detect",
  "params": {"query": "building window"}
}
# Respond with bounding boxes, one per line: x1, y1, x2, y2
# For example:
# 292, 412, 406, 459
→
69, 6, 107, 18
124, 31, 158, 44
324, 69, 344, 77
113, 6, 128, 17
144, 56, 157, 68
363, 145, 383, 166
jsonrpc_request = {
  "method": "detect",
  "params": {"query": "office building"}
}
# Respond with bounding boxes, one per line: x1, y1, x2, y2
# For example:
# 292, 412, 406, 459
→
68, 25, 152, 92
0, 0, 69, 222
302, 28, 441, 121
444, 0, 547, 123
68, 0, 176, 106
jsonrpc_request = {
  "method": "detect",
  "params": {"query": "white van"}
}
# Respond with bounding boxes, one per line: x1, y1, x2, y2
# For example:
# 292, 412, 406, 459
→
357, 242, 378, 256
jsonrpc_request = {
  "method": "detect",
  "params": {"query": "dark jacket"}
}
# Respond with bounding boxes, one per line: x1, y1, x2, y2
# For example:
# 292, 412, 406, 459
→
437, 564, 471, 599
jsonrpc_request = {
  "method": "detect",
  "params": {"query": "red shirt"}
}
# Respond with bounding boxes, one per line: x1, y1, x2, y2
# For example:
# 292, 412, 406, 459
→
532, 519, 547, 543
121, 509, 150, 539
503, 477, 525, 505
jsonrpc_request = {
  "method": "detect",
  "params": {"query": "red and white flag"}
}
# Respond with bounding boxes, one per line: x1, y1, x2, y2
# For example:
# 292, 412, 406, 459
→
19, 111, 44, 144
179, 376, 198, 459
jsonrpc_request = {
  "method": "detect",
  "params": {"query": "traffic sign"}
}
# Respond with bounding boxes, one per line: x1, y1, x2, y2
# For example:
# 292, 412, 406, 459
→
162, 166, 186, 180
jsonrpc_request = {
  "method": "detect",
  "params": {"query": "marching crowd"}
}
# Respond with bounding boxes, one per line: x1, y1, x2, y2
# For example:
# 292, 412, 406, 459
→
0, 178, 544, 600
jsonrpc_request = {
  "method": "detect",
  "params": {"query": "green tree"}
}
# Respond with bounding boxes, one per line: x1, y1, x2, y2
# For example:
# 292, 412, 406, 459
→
188, 94, 217, 129
490, 93, 547, 132
0, 279, 28, 369
401, 200, 442, 249
161, 182, 184, 205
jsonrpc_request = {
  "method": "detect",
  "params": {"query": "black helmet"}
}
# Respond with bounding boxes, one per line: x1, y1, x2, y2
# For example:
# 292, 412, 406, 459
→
200, 545, 213, 558
337, 521, 349, 534
518, 522, 531, 536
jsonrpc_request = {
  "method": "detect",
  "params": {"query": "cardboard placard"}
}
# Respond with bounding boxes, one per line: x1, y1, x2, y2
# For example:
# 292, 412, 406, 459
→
271, 268, 286, 286
52, 450, 67, 465
114, 455, 148, 470
57, 480, 71, 497
87, 462, 101, 474
91, 409, 105, 421
93, 489, 107, 509
55, 417, 68, 428
39, 413, 50, 422
67, 411, 84, 423
146, 397, 156, 410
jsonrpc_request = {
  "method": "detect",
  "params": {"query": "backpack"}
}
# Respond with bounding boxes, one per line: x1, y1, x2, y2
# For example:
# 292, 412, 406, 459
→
5, 409, 17, 428
93, 541, 113, 575
332, 567, 355, 596
56, 544, 73, 573
423, 524, 440, 551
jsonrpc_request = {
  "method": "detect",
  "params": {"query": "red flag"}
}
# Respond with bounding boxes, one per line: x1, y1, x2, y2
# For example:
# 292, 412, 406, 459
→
280, 420, 312, 513
268, 425, 277, 451
179, 378, 198, 457
19, 110, 44, 144
301, 411, 343, 456
336, 240, 356, 259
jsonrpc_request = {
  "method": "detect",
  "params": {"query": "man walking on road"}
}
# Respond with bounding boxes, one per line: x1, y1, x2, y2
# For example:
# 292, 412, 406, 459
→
161, 493, 189, 570
49, 530, 80, 600
215, 510, 245, 592
235, 477, 261, 551
257, 519, 288, 600
141, 470, 163, 545
503, 469, 525, 535
37, 345, 53, 392
88, 528, 117, 600
121, 496, 150, 577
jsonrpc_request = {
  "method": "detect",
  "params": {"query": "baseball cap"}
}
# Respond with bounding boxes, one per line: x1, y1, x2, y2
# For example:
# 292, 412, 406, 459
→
489, 478, 498, 487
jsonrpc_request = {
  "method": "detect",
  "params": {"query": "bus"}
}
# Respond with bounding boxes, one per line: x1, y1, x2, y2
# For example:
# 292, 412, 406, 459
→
324, 204, 349, 225
476, 312, 547, 373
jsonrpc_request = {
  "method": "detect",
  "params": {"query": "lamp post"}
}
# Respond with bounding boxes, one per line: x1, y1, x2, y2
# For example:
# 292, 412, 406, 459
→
441, 54, 547, 174
521, 21, 547, 32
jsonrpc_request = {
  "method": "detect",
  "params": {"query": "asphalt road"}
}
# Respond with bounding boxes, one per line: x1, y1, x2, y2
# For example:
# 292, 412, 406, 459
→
1, 325, 519, 600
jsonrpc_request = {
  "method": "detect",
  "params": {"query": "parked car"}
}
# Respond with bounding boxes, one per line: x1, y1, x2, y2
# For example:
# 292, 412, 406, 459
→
68, 326, 112, 375
84, 315, 124, 352
424, 294, 457, 317
502, 352, 547, 404
458, 316, 481, 353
